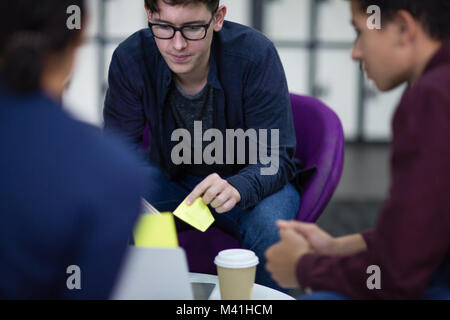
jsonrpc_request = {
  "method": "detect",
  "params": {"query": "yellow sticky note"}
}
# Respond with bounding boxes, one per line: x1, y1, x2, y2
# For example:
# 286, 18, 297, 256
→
173, 197, 215, 232
133, 213, 179, 248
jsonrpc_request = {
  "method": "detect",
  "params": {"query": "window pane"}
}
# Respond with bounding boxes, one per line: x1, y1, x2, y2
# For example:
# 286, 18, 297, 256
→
317, 0, 355, 42
105, 0, 147, 38
85, 0, 100, 38
316, 50, 359, 139
225, 0, 251, 25
63, 43, 101, 126
263, 0, 310, 41
276, 48, 309, 95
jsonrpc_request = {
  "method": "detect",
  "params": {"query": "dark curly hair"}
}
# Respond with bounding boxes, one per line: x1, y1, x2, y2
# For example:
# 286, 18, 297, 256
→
353, 0, 450, 40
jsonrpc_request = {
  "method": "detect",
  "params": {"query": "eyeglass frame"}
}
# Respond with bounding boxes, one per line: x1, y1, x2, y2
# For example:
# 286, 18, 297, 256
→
148, 11, 217, 41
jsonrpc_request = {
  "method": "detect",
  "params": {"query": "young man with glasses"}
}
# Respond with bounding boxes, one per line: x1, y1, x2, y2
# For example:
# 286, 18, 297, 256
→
103, 0, 307, 291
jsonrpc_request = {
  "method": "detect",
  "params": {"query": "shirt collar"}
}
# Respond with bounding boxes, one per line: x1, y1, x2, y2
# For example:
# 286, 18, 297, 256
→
206, 38, 222, 90
423, 38, 450, 76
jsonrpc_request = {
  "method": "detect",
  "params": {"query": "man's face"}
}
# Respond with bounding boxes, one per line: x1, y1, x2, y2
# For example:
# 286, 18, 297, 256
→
350, 1, 413, 91
146, 1, 223, 78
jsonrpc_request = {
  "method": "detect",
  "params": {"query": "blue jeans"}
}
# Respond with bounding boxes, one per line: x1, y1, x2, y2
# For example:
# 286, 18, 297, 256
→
299, 262, 450, 300
142, 162, 300, 292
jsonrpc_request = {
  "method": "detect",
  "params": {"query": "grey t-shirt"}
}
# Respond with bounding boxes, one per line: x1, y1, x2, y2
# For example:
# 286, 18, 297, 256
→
167, 81, 219, 177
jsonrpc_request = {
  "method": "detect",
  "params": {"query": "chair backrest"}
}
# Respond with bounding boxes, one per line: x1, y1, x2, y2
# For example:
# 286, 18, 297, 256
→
290, 93, 345, 222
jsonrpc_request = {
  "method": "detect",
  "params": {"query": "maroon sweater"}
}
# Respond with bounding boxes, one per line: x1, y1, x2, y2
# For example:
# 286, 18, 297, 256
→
297, 40, 450, 299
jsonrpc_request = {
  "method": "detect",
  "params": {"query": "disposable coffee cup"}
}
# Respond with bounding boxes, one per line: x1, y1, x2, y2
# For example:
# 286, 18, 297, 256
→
214, 249, 259, 300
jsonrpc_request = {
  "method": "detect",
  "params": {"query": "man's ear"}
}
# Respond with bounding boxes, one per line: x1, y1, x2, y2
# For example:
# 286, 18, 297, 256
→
145, 5, 152, 22
213, 5, 227, 32
392, 10, 418, 46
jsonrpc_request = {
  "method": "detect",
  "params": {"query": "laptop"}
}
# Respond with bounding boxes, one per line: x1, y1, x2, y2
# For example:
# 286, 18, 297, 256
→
111, 246, 196, 300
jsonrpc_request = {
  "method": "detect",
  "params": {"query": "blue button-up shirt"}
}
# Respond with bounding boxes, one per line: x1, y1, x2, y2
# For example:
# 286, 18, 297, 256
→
104, 21, 305, 210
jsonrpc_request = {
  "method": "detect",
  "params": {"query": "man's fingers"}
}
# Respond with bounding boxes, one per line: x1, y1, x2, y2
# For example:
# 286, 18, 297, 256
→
210, 190, 231, 209
279, 228, 295, 241
279, 228, 309, 249
265, 261, 274, 273
187, 174, 223, 205
277, 220, 317, 236
187, 174, 239, 213
215, 198, 236, 214
276, 220, 292, 229
290, 222, 318, 237
187, 183, 209, 205
202, 180, 227, 205
264, 244, 277, 262
187, 175, 217, 204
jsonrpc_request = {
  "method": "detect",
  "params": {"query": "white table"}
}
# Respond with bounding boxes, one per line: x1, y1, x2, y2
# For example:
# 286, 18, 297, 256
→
189, 273, 295, 300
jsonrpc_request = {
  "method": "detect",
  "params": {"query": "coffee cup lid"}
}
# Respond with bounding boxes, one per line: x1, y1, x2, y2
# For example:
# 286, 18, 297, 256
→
214, 249, 259, 269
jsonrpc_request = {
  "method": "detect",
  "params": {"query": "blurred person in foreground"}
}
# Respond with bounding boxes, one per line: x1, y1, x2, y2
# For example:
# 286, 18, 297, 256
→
0, 0, 146, 299
266, 0, 450, 300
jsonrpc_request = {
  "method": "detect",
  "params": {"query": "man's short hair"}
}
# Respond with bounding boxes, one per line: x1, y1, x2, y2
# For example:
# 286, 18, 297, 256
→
354, 0, 450, 40
145, 0, 220, 13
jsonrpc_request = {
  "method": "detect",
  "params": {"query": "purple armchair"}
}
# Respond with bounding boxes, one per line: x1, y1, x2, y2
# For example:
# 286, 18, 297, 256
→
143, 93, 345, 274
289, 93, 345, 222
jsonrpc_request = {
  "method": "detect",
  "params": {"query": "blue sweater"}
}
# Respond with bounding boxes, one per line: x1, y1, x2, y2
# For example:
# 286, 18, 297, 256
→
104, 21, 307, 210
0, 89, 146, 299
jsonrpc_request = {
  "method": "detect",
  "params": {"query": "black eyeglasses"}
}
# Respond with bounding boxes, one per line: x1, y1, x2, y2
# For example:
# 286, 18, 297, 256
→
148, 14, 216, 41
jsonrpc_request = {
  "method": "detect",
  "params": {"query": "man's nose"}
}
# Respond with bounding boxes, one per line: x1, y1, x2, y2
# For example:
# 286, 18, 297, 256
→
351, 39, 362, 61
172, 30, 187, 51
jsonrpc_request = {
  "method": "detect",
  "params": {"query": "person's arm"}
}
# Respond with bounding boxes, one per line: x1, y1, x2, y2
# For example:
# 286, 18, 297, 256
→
296, 85, 450, 299
103, 49, 146, 151
334, 234, 368, 256
226, 42, 299, 210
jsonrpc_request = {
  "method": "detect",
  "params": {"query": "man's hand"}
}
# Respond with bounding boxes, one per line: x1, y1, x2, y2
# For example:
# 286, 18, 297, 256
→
265, 229, 313, 289
187, 173, 241, 214
276, 220, 338, 255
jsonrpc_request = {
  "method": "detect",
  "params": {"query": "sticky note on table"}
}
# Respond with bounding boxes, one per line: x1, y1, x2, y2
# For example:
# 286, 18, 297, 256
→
173, 197, 215, 232
133, 213, 178, 248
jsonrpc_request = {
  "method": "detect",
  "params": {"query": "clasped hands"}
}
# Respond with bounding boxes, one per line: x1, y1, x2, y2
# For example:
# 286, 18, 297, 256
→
265, 220, 338, 289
